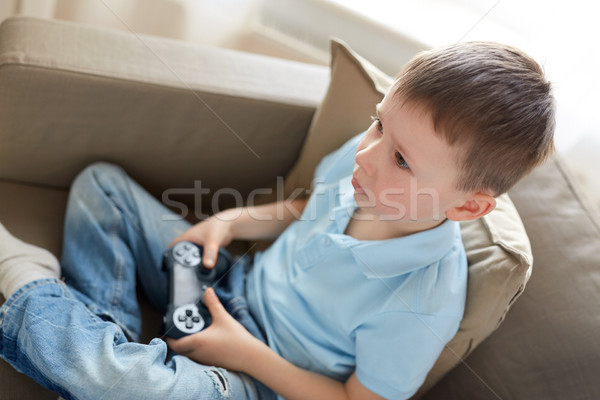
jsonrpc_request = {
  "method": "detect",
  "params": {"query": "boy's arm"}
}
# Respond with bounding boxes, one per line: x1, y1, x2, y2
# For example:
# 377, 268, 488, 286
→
168, 288, 385, 400
245, 340, 385, 400
170, 197, 308, 267
225, 197, 309, 241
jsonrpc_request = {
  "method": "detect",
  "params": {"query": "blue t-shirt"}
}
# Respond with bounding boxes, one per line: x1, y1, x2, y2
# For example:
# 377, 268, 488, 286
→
246, 132, 467, 399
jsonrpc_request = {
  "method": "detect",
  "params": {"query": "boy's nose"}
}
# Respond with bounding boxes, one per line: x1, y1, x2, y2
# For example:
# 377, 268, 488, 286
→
355, 147, 376, 177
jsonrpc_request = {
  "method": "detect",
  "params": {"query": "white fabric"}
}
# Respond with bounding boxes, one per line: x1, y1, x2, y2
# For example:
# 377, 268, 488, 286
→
0, 223, 60, 298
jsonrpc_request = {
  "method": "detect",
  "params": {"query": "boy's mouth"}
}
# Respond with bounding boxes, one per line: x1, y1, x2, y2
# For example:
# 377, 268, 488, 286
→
352, 176, 366, 194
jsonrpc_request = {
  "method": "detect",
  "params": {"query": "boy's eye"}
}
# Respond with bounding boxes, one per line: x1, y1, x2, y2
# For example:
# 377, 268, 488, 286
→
371, 115, 383, 133
395, 152, 410, 170
371, 115, 410, 170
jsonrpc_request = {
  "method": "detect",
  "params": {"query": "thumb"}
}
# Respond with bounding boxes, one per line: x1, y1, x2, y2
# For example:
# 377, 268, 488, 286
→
204, 287, 226, 319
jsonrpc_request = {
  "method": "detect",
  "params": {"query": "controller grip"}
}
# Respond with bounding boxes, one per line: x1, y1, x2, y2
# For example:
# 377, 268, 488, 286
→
161, 241, 231, 338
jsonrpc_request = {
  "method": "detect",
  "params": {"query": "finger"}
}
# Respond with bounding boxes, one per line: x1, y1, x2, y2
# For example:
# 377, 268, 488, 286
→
166, 332, 201, 354
165, 336, 189, 354
202, 245, 219, 268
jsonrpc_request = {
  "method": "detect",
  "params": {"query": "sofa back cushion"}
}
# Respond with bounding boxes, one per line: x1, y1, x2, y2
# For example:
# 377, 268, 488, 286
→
423, 155, 600, 400
0, 16, 328, 205
413, 192, 532, 398
286, 38, 535, 397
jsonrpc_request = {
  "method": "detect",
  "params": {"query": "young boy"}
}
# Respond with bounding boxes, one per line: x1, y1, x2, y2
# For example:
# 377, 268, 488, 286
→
0, 41, 554, 399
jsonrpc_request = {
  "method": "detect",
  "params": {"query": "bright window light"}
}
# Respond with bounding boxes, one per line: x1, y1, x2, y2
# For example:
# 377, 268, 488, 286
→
325, 0, 600, 152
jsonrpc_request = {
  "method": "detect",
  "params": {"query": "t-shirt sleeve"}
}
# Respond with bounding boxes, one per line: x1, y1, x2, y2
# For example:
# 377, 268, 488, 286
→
354, 311, 461, 399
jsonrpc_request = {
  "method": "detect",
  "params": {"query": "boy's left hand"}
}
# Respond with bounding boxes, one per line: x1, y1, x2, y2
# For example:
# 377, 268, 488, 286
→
166, 287, 264, 373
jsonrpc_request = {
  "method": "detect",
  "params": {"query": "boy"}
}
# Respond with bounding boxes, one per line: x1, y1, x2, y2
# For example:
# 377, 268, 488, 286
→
0, 41, 554, 399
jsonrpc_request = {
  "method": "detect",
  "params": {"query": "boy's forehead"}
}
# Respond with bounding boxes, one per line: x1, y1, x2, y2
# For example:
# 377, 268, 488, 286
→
378, 93, 432, 124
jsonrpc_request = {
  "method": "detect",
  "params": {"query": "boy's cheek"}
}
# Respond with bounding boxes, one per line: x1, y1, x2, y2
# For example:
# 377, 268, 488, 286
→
377, 201, 408, 221
360, 190, 408, 220
355, 140, 367, 155
377, 190, 443, 221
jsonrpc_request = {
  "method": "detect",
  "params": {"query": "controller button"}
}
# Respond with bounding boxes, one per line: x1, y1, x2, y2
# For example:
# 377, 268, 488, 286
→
185, 309, 193, 317
178, 315, 187, 322
192, 316, 200, 323
186, 320, 194, 329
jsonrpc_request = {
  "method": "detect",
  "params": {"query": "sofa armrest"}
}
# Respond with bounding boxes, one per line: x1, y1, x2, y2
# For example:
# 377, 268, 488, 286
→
0, 16, 329, 198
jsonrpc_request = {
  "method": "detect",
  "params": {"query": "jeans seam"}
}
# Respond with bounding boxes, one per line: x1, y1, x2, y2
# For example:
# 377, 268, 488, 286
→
0, 288, 79, 400
5, 340, 75, 400
109, 206, 126, 322
0, 279, 63, 321
87, 164, 145, 341
92, 166, 143, 236
89, 167, 126, 317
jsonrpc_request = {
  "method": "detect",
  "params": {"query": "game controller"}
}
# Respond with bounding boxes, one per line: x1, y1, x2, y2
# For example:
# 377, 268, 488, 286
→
162, 241, 230, 339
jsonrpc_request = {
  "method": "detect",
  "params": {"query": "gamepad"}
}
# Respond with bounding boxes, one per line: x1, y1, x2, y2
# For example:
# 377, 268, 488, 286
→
162, 241, 231, 339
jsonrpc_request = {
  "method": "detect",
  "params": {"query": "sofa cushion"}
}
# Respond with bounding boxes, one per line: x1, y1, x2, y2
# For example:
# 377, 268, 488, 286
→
0, 179, 163, 400
423, 155, 600, 400
0, 181, 67, 256
0, 180, 68, 400
285, 38, 535, 397
413, 193, 533, 398
0, 16, 328, 202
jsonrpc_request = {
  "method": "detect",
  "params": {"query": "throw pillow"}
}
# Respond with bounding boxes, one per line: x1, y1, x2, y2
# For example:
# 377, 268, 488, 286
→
284, 38, 394, 196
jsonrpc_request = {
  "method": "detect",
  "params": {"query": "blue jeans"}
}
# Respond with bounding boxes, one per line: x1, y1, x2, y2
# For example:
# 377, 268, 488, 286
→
0, 163, 275, 400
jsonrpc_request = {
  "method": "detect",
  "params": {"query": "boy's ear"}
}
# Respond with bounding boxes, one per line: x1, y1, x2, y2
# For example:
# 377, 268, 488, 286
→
445, 192, 496, 222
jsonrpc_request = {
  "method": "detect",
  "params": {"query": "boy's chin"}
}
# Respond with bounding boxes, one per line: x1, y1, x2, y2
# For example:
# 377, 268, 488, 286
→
353, 206, 406, 221
356, 204, 445, 224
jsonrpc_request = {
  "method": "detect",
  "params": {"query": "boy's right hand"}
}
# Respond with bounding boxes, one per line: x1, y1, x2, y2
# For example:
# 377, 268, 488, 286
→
168, 215, 234, 269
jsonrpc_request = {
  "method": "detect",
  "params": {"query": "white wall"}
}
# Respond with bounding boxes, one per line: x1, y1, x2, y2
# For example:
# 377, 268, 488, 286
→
257, 0, 427, 76
1, 0, 263, 48
0, 0, 56, 20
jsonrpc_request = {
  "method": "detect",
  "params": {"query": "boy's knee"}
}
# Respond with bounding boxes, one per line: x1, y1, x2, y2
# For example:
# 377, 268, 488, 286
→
71, 162, 127, 195
97, 341, 236, 400
76, 161, 124, 184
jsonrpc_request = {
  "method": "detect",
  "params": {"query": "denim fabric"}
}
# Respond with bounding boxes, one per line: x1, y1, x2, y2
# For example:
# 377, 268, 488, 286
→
213, 256, 266, 345
212, 257, 273, 399
0, 162, 276, 400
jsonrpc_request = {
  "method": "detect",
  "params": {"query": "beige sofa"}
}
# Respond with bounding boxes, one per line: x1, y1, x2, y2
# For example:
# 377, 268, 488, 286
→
1, 17, 599, 400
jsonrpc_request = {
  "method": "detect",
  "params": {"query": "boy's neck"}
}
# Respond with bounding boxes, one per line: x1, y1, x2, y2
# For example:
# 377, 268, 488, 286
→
344, 209, 446, 241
